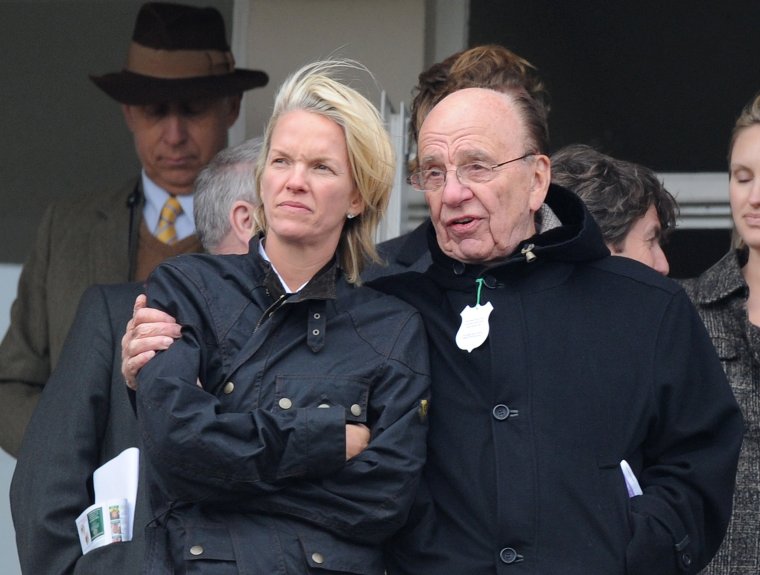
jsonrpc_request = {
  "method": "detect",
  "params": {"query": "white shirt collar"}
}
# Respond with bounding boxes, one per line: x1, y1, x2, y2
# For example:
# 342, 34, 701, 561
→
258, 239, 309, 293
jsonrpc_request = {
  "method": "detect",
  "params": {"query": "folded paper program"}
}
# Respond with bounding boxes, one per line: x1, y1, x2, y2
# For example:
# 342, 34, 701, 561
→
75, 447, 139, 554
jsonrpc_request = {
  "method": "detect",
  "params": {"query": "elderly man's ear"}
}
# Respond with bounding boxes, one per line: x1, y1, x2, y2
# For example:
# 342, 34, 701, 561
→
529, 154, 552, 212
230, 200, 257, 246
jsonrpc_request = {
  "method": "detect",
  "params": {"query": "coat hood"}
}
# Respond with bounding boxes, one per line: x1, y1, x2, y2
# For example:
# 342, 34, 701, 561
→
426, 183, 610, 281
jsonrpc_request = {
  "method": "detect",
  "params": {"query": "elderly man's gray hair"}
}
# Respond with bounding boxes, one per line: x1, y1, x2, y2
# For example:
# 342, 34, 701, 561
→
194, 137, 262, 252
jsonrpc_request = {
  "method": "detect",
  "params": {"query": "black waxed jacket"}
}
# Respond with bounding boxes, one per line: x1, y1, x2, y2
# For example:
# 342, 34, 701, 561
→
135, 236, 431, 574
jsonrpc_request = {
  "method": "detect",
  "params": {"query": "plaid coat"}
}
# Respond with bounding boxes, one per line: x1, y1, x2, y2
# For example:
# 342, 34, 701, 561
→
682, 249, 760, 575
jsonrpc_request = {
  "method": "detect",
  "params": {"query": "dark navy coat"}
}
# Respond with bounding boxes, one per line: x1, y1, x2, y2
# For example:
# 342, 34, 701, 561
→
11, 282, 151, 575
377, 186, 743, 575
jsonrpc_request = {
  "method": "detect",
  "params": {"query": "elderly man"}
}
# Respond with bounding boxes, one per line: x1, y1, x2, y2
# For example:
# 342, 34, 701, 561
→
0, 2, 267, 456
374, 87, 742, 574
10, 138, 262, 575
364, 44, 546, 280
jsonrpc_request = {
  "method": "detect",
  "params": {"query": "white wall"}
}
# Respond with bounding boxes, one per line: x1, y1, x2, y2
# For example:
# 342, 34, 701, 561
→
244, 0, 426, 137
0, 264, 23, 575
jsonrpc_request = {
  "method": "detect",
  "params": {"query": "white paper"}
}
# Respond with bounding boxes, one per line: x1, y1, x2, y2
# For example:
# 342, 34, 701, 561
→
620, 459, 643, 497
75, 447, 140, 554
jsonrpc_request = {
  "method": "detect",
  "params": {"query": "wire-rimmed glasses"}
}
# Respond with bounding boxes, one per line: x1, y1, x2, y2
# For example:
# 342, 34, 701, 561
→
407, 152, 535, 192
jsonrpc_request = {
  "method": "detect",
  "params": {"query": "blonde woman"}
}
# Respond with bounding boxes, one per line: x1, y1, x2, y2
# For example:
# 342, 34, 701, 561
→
134, 61, 430, 574
682, 93, 760, 574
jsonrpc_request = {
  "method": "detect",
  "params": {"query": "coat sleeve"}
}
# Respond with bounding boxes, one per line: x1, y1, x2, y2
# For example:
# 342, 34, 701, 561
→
10, 285, 117, 575
243, 312, 431, 544
625, 290, 743, 574
0, 205, 56, 457
136, 262, 349, 496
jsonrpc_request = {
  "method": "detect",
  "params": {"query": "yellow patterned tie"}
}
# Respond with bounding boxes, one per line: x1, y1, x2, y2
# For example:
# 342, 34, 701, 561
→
155, 196, 183, 245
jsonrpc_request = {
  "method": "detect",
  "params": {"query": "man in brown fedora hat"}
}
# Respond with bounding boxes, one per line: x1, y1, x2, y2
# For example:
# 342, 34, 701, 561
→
0, 1, 268, 457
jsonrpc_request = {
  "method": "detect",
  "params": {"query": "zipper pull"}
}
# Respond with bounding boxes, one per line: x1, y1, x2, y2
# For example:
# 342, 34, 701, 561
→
521, 243, 536, 263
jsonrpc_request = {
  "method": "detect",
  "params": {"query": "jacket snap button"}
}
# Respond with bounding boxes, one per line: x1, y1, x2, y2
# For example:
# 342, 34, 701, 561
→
223, 381, 235, 394
312, 552, 324, 564
278, 397, 292, 410
492, 404, 511, 420
318, 403, 330, 408
350, 404, 362, 416
499, 547, 519, 564
189, 545, 204, 556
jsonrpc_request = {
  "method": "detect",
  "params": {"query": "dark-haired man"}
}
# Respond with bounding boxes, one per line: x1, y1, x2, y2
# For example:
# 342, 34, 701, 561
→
552, 143, 677, 276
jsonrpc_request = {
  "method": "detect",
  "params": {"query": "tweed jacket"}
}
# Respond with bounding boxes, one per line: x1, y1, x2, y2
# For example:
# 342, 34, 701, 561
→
0, 174, 204, 457
11, 282, 151, 575
681, 249, 760, 575
0, 178, 142, 456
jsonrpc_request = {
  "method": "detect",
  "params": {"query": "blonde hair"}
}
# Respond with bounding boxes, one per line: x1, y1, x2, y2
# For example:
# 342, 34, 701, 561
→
729, 92, 760, 250
254, 60, 394, 284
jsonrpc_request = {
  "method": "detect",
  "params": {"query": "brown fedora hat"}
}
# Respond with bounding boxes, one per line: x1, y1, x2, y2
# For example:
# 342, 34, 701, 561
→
90, 2, 268, 105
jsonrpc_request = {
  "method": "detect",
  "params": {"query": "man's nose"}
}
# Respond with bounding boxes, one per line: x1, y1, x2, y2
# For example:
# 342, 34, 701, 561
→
162, 114, 189, 145
439, 168, 473, 205
654, 244, 670, 276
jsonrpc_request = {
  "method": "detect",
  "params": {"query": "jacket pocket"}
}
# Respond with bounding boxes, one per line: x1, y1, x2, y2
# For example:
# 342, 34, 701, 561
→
298, 531, 384, 574
275, 375, 371, 424
595, 456, 636, 549
72, 538, 143, 575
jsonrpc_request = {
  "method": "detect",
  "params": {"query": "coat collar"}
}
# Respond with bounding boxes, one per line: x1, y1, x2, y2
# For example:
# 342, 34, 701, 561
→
426, 184, 609, 282
247, 234, 339, 303
688, 249, 748, 305
394, 221, 431, 267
